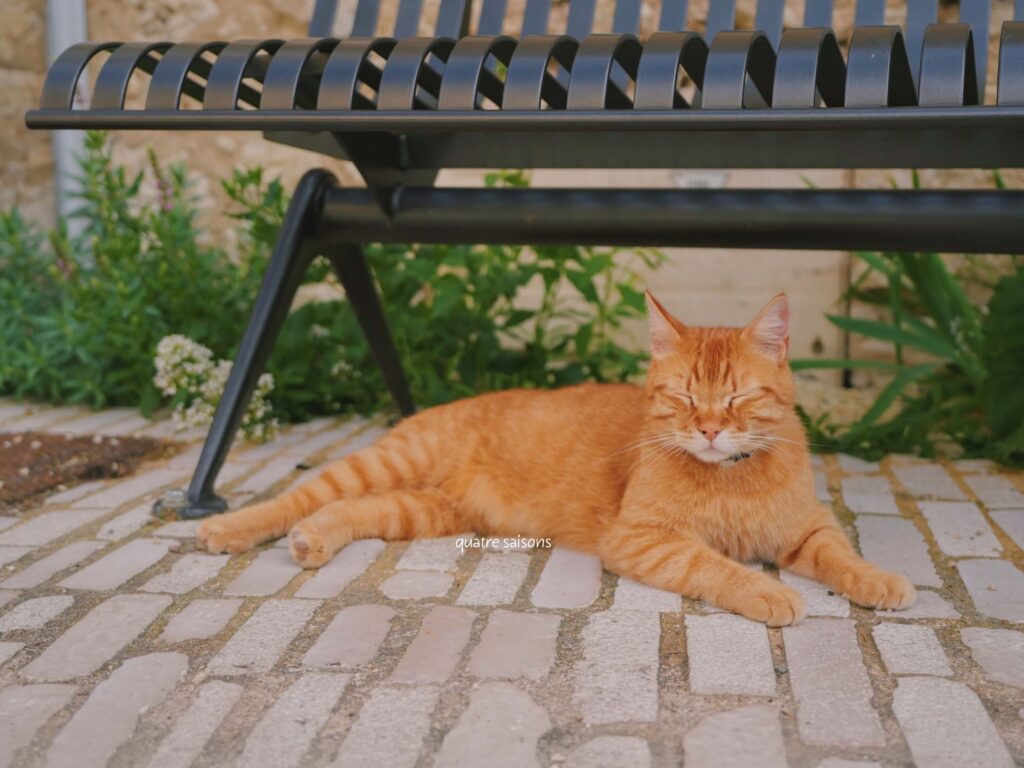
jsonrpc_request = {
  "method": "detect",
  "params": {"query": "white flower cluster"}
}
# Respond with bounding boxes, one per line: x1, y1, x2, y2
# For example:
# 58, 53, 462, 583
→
153, 334, 279, 443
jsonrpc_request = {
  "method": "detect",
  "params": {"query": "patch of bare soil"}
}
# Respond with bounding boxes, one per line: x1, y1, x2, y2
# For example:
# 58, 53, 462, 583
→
0, 431, 178, 510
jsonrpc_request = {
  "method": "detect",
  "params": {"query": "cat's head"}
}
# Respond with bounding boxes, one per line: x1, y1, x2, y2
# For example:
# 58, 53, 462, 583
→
644, 292, 797, 464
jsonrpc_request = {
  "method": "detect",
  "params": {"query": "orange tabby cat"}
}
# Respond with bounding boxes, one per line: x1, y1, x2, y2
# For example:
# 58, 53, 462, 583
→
198, 292, 915, 625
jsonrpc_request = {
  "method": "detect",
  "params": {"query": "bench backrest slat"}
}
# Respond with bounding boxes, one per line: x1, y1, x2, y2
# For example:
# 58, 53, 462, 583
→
394, 0, 425, 37
905, 0, 937, 83
959, 0, 990, 96
477, 0, 508, 34
309, 0, 338, 35
854, 0, 886, 25
658, 0, 689, 30
567, 0, 598, 38
521, 0, 551, 35
612, 0, 644, 34
436, 0, 472, 36
803, 0, 834, 29
755, 0, 786, 46
706, 0, 737, 39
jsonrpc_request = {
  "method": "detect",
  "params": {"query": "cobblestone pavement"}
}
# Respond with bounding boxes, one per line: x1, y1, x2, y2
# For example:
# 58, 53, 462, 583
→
1, 400, 1023, 767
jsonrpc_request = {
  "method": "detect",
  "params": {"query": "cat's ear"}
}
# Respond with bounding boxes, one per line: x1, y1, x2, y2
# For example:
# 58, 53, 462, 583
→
743, 293, 790, 363
646, 291, 685, 359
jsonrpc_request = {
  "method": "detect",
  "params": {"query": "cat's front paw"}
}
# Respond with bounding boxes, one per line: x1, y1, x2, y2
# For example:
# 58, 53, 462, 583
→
732, 582, 807, 626
288, 523, 333, 568
839, 569, 916, 611
196, 516, 259, 554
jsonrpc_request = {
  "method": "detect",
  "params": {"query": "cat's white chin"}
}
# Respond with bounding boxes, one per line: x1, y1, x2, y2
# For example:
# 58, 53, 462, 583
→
692, 448, 732, 464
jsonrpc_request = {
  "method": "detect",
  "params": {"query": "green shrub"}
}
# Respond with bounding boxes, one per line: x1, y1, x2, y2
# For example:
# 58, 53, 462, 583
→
792, 175, 1024, 467
0, 133, 662, 423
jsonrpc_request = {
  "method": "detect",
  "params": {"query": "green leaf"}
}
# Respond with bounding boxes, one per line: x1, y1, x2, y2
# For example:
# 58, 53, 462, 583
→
851, 364, 938, 431
826, 314, 960, 360
789, 358, 902, 371
566, 269, 599, 303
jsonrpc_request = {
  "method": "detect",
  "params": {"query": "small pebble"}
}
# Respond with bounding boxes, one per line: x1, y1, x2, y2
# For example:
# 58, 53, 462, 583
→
30, 440, 41, 449
18, 467, 30, 477
93, 435, 103, 444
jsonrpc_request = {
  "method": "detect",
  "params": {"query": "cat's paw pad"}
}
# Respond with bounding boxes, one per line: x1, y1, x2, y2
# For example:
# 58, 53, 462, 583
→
288, 525, 332, 568
736, 583, 807, 626
841, 569, 916, 611
196, 518, 256, 555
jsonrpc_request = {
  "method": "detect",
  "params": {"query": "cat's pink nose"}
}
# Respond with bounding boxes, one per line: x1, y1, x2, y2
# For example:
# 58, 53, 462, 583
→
700, 428, 721, 442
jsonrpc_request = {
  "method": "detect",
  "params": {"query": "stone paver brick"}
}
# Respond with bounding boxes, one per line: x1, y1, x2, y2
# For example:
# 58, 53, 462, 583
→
43, 480, 108, 507
233, 456, 301, 495
295, 539, 385, 599
142, 552, 229, 594
435, 682, 549, 768
872, 623, 952, 676
837, 454, 881, 473
780, 571, 850, 617
574, 610, 660, 725
567, 736, 651, 768
224, 547, 303, 597
957, 559, 1024, 622
817, 761, 882, 768
531, 547, 602, 609
855, 516, 942, 587
152, 520, 200, 539
683, 705, 787, 768
892, 463, 967, 500
918, 501, 1002, 557
207, 599, 319, 676
892, 677, 1013, 768
0, 595, 74, 632
686, 613, 776, 696
991, 510, 1024, 552
0, 508, 111, 547
884, 589, 959, 619
96, 503, 153, 541
961, 627, 1024, 688
0, 642, 24, 665
5, 406, 85, 432
0, 516, 17, 532
813, 471, 831, 502
611, 576, 681, 612
22, 593, 171, 681
396, 535, 466, 571
332, 685, 440, 768
782, 619, 885, 747
55, 409, 136, 436
147, 681, 244, 768
303, 604, 395, 669
0, 546, 32, 567
390, 606, 475, 684
469, 610, 561, 681
963, 474, 1024, 509
72, 467, 183, 509
45, 652, 188, 768
0, 684, 76, 768
239, 673, 350, 768
381, 571, 454, 599
0, 591, 17, 610
160, 598, 242, 643
841, 476, 899, 515
0, 540, 105, 589
60, 538, 174, 591
455, 552, 531, 606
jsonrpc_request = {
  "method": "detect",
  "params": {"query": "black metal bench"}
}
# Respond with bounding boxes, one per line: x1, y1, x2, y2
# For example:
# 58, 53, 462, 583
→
26, 0, 1024, 518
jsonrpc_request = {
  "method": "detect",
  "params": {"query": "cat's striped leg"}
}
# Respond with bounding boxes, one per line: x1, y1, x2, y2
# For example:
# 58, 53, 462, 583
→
600, 519, 807, 626
778, 514, 916, 610
198, 431, 437, 554
288, 488, 462, 567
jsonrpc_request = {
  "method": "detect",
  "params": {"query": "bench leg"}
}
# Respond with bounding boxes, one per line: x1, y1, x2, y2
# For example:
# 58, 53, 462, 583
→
158, 169, 337, 520
327, 245, 416, 418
